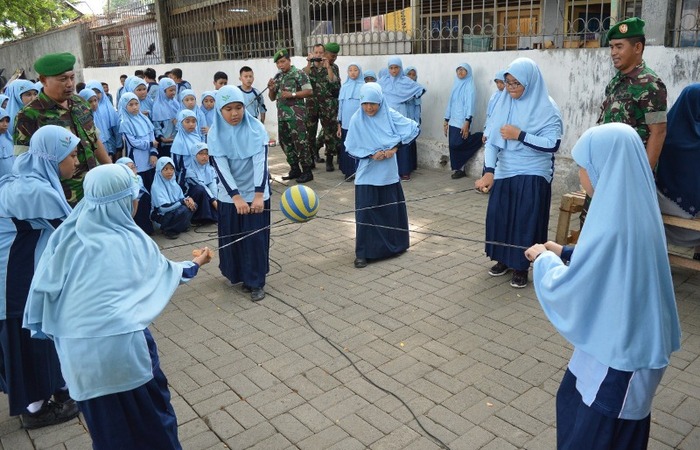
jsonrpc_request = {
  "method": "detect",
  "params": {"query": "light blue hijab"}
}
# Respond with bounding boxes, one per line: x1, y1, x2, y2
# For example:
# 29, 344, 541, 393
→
85, 80, 119, 134
378, 57, 424, 106
486, 70, 506, 118
5, 80, 37, 131
150, 78, 180, 122
79, 88, 110, 145
118, 93, 154, 136
178, 89, 208, 137
207, 86, 268, 160
186, 142, 216, 186
378, 67, 388, 81
170, 109, 202, 156
124, 76, 152, 114
116, 156, 147, 196
0, 108, 12, 159
0, 94, 9, 110
339, 63, 364, 101
485, 58, 562, 149
0, 125, 77, 220
533, 123, 681, 371
199, 91, 216, 127
34, 81, 43, 92
445, 63, 475, 125
363, 70, 377, 82
345, 83, 419, 159
23, 163, 186, 341
151, 156, 184, 209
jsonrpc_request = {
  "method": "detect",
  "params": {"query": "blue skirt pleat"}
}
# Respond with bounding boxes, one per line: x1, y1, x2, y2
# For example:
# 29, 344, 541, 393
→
157, 205, 193, 234
78, 329, 181, 450
409, 140, 418, 171
485, 175, 551, 271
338, 129, 359, 178
0, 318, 65, 415
355, 183, 409, 259
396, 142, 413, 177
187, 185, 218, 223
449, 126, 483, 171
218, 200, 270, 288
556, 369, 651, 450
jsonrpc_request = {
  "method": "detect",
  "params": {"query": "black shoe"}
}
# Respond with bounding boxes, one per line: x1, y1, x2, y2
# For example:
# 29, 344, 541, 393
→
488, 262, 510, 277
53, 390, 75, 407
354, 258, 367, 268
296, 171, 314, 183
21, 400, 79, 429
510, 270, 528, 288
326, 156, 335, 172
241, 284, 252, 293
163, 231, 179, 240
451, 170, 466, 179
251, 288, 265, 302
282, 167, 302, 180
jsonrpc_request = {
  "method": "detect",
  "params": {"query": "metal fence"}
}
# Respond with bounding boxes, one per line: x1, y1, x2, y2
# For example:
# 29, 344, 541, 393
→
82, 0, 159, 67
79, 0, 699, 67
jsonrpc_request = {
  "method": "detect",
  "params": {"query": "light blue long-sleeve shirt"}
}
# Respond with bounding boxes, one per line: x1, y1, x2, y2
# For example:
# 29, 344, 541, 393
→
211, 146, 269, 203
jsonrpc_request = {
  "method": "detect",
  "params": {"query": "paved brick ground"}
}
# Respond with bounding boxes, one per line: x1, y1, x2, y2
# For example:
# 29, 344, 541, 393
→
1, 151, 699, 449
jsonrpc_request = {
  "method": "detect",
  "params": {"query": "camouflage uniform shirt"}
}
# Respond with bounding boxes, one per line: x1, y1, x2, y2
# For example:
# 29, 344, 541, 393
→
14, 91, 99, 205
306, 64, 341, 107
597, 60, 667, 145
275, 66, 312, 122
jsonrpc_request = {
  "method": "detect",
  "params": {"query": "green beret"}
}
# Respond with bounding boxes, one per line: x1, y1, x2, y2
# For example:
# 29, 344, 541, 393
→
34, 52, 76, 76
273, 49, 289, 63
324, 42, 340, 54
607, 17, 645, 41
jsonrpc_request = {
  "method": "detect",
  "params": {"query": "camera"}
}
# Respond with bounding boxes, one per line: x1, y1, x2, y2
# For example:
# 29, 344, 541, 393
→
309, 57, 322, 62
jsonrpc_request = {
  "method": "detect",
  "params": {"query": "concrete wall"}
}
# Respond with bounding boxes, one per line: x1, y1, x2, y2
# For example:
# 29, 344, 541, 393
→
83, 46, 700, 194
0, 23, 87, 81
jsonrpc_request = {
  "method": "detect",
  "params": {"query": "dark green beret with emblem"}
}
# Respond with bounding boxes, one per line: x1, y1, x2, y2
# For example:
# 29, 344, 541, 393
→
607, 17, 645, 41
34, 52, 76, 76
273, 49, 289, 63
324, 42, 340, 53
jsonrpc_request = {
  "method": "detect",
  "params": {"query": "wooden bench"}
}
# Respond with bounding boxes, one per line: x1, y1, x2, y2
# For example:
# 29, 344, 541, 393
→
554, 191, 700, 271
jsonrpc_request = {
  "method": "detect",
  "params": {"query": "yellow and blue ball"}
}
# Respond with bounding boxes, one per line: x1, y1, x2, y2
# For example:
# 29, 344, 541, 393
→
280, 185, 319, 222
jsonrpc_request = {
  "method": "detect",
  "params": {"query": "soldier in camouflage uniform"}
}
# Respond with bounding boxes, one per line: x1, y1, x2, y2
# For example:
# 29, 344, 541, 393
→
303, 43, 342, 172
581, 17, 667, 226
14, 52, 112, 206
268, 49, 315, 183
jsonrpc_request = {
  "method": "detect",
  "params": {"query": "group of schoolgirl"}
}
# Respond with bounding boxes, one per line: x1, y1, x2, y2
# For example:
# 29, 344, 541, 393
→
0, 79, 43, 176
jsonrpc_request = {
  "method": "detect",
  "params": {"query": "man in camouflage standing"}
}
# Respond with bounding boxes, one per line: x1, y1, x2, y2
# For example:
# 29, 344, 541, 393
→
303, 43, 341, 172
14, 52, 112, 206
581, 17, 667, 225
268, 49, 314, 183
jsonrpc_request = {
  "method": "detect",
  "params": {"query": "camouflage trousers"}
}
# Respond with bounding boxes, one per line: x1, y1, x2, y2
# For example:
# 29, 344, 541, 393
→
306, 99, 339, 159
278, 119, 313, 169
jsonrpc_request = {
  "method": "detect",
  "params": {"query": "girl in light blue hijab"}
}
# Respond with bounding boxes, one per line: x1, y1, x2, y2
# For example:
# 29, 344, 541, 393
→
444, 63, 483, 179
151, 78, 180, 158
403, 65, 423, 173
178, 89, 208, 137
207, 85, 270, 302
4, 80, 38, 132
345, 83, 419, 269
116, 155, 153, 235
337, 62, 364, 179
475, 57, 562, 288
0, 94, 9, 110
199, 91, 216, 128
151, 156, 196, 239
185, 142, 218, 223
363, 70, 377, 83
124, 76, 152, 117
170, 109, 203, 187
79, 88, 111, 157
0, 125, 80, 424
23, 163, 213, 448
86, 80, 120, 156
377, 57, 425, 180
525, 123, 681, 450
0, 109, 13, 176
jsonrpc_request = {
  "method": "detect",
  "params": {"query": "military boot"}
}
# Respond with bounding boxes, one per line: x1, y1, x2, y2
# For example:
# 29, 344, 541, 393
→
325, 155, 335, 172
282, 164, 302, 180
296, 168, 314, 183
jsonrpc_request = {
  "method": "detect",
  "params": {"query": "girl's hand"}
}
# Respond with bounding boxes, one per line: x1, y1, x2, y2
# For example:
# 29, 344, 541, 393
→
482, 134, 487, 144
192, 247, 213, 265
250, 194, 264, 214
500, 124, 521, 140
443, 121, 448, 137
232, 195, 250, 214
525, 244, 548, 262
336, 124, 342, 138
461, 121, 470, 139
475, 172, 494, 193
149, 155, 157, 167
543, 241, 564, 257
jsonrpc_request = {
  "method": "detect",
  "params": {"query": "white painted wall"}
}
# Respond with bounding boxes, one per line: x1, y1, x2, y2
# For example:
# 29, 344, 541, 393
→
83, 46, 700, 193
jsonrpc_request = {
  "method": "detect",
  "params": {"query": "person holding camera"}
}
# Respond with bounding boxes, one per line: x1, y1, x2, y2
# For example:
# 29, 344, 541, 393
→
303, 43, 341, 172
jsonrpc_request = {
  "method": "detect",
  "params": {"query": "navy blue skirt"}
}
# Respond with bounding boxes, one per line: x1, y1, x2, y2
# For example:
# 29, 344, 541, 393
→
154, 205, 193, 234
78, 329, 181, 450
0, 318, 65, 415
338, 129, 359, 178
355, 183, 409, 260
135, 168, 155, 235
409, 140, 418, 171
485, 175, 551, 271
187, 184, 218, 223
449, 126, 483, 171
557, 369, 651, 450
218, 200, 270, 288
396, 142, 413, 177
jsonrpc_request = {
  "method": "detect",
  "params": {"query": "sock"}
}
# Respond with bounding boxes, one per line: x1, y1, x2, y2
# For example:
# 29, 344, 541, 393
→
26, 400, 44, 414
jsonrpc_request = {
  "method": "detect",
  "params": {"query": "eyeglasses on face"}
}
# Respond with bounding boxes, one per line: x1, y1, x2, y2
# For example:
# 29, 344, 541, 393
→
505, 80, 522, 88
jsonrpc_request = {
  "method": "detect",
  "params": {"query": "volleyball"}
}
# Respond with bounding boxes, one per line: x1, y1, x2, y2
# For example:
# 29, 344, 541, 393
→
280, 185, 319, 222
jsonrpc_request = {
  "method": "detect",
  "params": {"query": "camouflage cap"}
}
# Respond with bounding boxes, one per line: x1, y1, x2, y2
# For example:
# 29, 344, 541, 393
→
324, 42, 340, 54
273, 49, 289, 63
34, 52, 76, 76
607, 17, 645, 41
